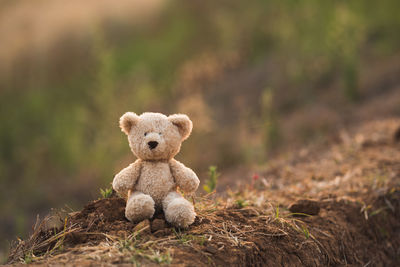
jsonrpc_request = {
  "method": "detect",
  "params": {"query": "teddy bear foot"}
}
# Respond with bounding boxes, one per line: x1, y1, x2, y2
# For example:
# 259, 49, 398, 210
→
125, 192, 155, 223
163, 192, 196, 228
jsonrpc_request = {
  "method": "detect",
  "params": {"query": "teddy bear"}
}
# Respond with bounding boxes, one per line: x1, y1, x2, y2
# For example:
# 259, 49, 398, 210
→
112, 112, 200, 228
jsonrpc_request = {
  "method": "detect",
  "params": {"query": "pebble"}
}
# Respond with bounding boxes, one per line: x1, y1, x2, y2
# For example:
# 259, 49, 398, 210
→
205, 245, 218, 254
288, 199, 320, 216
133, 219, 151, 234
151, 219, 166, 232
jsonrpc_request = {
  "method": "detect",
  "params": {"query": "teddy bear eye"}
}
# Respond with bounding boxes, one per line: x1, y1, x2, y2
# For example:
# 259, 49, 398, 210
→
159, 132, 162, 135
144, 132, 148, 136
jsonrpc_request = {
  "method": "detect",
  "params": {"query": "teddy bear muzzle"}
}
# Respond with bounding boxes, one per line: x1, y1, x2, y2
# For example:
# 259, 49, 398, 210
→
148, 141, 158, 150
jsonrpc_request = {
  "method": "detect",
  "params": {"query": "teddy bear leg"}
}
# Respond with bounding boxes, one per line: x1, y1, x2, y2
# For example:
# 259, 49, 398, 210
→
162, 191, 196, 228
125, 192, 155, 223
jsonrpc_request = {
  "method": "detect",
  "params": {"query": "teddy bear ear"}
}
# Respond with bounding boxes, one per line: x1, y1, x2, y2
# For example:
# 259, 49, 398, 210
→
168, 114, 193, 140
119, 112, 140, 135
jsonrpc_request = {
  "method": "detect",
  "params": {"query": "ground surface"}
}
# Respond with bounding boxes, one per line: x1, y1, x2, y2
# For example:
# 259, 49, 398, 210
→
6, 118, 400, 266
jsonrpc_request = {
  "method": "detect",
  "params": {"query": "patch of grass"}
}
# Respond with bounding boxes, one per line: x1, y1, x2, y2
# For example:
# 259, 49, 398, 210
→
269, 204, 315, 241
203, 166, 220, 193
235, 198, 248, 209
22, 251, 33, 264
146, 249, 172, 264
129, 255, 141, 266
117, 238, 138, 252
173, 229, 206, 246
100, 187, 113, 199
116, 232, 172, 265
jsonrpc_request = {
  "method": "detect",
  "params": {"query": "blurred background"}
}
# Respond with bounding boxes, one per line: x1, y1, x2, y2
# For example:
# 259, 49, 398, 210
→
1, 0, 400, 260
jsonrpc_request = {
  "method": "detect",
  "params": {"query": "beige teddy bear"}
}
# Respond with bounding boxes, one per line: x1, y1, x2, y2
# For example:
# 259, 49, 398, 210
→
112, 112, 200, 228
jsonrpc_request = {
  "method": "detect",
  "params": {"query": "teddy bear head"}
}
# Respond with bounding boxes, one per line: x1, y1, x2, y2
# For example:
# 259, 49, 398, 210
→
119, 112, 192, 161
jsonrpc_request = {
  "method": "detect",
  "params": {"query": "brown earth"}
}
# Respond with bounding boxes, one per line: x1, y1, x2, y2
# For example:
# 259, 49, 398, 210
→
7, 119, 400, 266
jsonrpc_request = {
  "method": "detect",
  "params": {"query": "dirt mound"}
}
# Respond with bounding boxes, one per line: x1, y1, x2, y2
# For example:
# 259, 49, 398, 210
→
8, 191, 400, 266
65, 197, 132, 244
7, 119, 400, 266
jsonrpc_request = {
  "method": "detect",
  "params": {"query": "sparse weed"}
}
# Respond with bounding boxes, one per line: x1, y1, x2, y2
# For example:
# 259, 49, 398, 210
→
173, 229, 206, 246
22, 251, 33, 264
369, 207, 389, 217
100, 187, 113, 199
360, 203, 372, 220
130, 255, 141, 266
173, 228, 189, 244
196, 235, 207, 246
118, 238, 136, 252
301, 225, 310, 239
10, 214, 80, 265
173, 228, 206, 246
235, 198, 248, 209
270, 205, 315, 241
116, 231, 144, 253
116, 232, 172, 264
146, 250, 172, 264
275, 205, 280, 219
18, 219, 68, 264
47, 217, 68, 254
203, 166, 219, 193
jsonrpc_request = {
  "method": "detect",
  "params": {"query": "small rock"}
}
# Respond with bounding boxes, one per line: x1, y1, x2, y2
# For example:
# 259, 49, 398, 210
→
43, 215, 64, 231
67, 232, 88, 244
151, 219, 165, 232
289, 199, 320, 216
394, 126, 400, 143
133, 219, 151, 234
205, 245, 218, 254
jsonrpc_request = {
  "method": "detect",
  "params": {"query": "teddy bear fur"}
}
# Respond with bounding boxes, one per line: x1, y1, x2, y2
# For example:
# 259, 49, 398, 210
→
112, 112, 200, 228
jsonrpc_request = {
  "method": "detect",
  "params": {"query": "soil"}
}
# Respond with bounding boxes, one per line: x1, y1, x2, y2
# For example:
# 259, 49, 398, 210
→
7, 119, 400, 266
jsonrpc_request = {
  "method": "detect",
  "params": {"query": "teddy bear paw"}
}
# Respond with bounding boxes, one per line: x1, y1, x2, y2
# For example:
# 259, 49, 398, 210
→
164, 199, 196, 228
125, 193, 155, 223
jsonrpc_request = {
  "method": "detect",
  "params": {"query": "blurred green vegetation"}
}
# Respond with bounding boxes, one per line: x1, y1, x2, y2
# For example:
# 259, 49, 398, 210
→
1, 0, 400, 258
203, 166, 220, 194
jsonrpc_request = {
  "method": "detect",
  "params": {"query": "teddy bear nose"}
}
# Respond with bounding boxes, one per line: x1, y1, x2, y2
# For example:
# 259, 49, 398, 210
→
148, 141, 158, 150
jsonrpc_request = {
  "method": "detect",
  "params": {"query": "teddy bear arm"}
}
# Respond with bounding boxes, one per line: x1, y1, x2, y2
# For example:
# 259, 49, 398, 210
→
170, 159, 199, 193
112, 160, 142, 197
